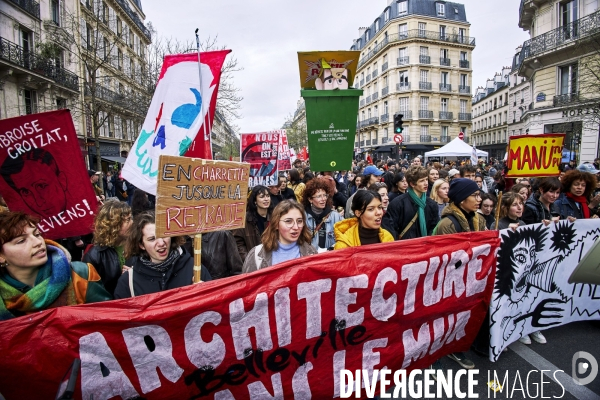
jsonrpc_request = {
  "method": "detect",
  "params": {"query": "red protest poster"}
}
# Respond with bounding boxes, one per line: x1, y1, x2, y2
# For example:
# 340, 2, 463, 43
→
0, 110, 97, 239
277, 130, 292, 171
241, 131, 279, 187
0, 231, 499, 399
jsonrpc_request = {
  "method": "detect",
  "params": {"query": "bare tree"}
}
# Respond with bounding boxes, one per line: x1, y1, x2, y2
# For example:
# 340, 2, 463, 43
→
283, 111, 308, 151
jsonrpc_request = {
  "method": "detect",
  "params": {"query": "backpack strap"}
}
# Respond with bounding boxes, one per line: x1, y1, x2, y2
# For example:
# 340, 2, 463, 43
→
398, 212, 419, 239
128, 269, 135, 298
254, 244, 264, 270
446, 214, 463, 233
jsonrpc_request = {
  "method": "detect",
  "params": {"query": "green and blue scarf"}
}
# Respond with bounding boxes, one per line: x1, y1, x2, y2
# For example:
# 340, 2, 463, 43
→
408, 188, 428, 237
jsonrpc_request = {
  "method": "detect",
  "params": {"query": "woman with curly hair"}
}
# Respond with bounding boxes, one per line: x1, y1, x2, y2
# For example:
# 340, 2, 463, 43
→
302, 178, 343, 252
114, 212, 211, 298
553, 169, 600, 220
242, 200, 317, 272
0, 212, 111, 320
82, 199, 132, 295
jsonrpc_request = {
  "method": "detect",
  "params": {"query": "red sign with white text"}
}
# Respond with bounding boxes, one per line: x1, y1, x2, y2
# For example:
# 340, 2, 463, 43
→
0, 232, 499, 399
0, 110, 97, 239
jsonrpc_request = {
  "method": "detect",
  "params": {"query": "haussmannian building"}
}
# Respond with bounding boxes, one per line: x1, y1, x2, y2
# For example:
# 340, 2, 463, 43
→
350, 0, 475, 160
514, 0, 600, 163
471, 68, 511, 160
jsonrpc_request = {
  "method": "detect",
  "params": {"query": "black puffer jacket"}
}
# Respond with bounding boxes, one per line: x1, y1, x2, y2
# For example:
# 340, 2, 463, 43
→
182, 231, 243, 279
113, 248, 212, 299
386, 192, 440, 240
522, 194, 553, 225
82, 245, 121, 295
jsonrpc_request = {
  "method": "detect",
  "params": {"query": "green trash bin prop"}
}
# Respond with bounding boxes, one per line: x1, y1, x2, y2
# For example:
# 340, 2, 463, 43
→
301, 89, 362, 172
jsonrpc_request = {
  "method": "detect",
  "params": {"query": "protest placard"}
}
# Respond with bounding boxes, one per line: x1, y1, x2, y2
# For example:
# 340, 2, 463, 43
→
506, 134, 565, 178
155, 155, 249, 237
0, 110, 97, 239
0, 231, 499, 399
297, 51, 361, 89
277, 131, 292, 171
240, 131, 280, 187
489, 220, 600, 360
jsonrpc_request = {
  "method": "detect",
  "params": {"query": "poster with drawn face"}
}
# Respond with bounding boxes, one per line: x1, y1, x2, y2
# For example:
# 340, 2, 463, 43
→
0, 110, 97, 239
489, 220, 600, 360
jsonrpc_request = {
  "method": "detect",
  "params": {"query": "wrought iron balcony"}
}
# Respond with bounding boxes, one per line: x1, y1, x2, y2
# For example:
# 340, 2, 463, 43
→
372, 69, 378, 78
382, 62, 388, 72
439, 111, 453, 120
360, 79, 365, 87
419, 81, 432, 90
459, 85, 471, 94
366, 116, 379, 126
419, 110, 434, 119
439, 83, 452, 92
360, 141, 365, 146
8, 0, 40, 18
459, 60, 470, 68
399, 110, 412, 119
419, 55, 431, 64
397, 56, 409, 65
366, 139, 371, 146
440, 136, 451, 143
440, 57, 451, 66
397, 82, 411, 91
366, 74, 371, 83
382, 86, 389, 96
380, 113, 389, 123
517, 9, 600, 68
366, 95, 372, 104
553, 93, 579, 107
360, 99, 365, 107
0, 37, 79, 91
382, 137, 389, 143
372, 138, 378, 145
372, 92, 379, 101
420, 135, 432, 142
113, 0, 152, 41
357, 30, 476, 68
458, 113, 472, 121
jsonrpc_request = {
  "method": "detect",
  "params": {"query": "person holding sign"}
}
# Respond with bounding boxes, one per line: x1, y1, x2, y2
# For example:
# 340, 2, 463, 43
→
333, 190, 394, 249
302, 178, 342, 252
233, 185, 273, 262
0, 212, 112, 320
113, 212, 212, 299
82, 200, 133, 295
553, 169, 599, 220
242, 200, 317, 272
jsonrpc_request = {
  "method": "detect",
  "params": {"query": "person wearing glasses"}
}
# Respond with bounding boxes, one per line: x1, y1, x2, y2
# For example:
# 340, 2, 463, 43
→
82, 200, 133, 296
302, 178, 342, 252
242, 200, 317, 273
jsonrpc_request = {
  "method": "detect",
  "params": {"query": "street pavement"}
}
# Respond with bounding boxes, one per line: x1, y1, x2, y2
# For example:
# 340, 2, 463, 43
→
386, 320, 600, 400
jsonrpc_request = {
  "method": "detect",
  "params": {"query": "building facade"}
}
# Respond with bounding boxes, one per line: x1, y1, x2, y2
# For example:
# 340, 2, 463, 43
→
211, 108, 239, 160
351, 0, 475, 160
0, 0, 152, 170
515, 0, 600, 163
471, 68, 511, 160
508, 46, 533, 138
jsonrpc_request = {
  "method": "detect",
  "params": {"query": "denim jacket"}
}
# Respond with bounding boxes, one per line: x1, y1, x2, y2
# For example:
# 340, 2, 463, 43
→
306, 210, 343, 250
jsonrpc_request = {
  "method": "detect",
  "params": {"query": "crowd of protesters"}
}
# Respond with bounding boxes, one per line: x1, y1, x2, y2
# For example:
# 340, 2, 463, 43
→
0, 154, 599, 380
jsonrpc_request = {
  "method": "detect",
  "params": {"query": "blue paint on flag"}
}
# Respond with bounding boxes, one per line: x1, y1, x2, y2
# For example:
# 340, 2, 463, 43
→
153, 125, 166, 149
171, 88, 202, 129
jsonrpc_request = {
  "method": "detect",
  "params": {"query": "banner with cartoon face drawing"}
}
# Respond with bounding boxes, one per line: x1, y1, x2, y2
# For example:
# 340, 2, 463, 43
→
489, 220, 600, 361
0, 110, 97, 239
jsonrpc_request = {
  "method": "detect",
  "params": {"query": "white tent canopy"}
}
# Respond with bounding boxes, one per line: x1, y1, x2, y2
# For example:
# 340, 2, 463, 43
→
424, 137, 488, 161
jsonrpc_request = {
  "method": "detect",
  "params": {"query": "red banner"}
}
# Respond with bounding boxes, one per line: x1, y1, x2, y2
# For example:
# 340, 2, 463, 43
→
0, 110, 97, 239
0, 232, 499, 399
241, 131, 280, 187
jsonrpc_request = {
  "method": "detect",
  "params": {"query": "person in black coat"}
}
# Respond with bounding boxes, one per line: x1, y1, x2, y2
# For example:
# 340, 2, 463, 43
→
386, 166, 440, 239
182, 230, 243, 279
114, 212, 211, 298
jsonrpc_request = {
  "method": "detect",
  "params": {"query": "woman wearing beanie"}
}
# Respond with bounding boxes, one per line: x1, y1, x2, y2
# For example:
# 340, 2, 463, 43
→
434, 178, 486, 235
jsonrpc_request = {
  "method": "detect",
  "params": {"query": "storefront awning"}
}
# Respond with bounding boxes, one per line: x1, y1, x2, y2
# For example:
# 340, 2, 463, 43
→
101, 156, 127, 164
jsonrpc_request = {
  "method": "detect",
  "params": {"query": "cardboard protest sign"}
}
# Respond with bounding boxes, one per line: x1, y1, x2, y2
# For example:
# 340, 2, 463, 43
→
0, 231, 499, 399
122, 51, 230, 195
506, 134, 565, 178
277, 131, 292, 171
155, 155, 249, 237
298, 51, 361, 89
241, 131, 280, 187
489, 220, 600, 361
0, 110, 97, 239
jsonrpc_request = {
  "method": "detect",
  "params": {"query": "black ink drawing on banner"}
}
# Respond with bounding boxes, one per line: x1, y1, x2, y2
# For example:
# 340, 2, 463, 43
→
489, 221, 600, 360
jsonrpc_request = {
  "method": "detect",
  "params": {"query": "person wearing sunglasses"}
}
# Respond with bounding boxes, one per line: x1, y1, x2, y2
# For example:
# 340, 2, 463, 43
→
242, 200, 317, 273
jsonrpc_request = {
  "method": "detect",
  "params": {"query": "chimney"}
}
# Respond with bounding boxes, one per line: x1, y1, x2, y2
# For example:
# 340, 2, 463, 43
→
358, 27, 367, 37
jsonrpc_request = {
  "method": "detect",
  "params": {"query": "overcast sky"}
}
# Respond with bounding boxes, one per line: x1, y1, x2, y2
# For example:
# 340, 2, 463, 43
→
142, 0, 530, 134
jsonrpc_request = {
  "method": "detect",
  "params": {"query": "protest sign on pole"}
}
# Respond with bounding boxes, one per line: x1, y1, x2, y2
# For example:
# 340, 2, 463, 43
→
489, 220, 600, 360
0, 231, 499, 399
277, 130, 292, 171
240, 131, 280, 187
506, 133, 565, 178
0, 110, 97, 240
155, 155, 249, 238
122, 51, 230, 195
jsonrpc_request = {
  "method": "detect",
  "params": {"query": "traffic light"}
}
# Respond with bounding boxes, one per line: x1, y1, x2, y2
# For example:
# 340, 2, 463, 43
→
394, 114, 404, 134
